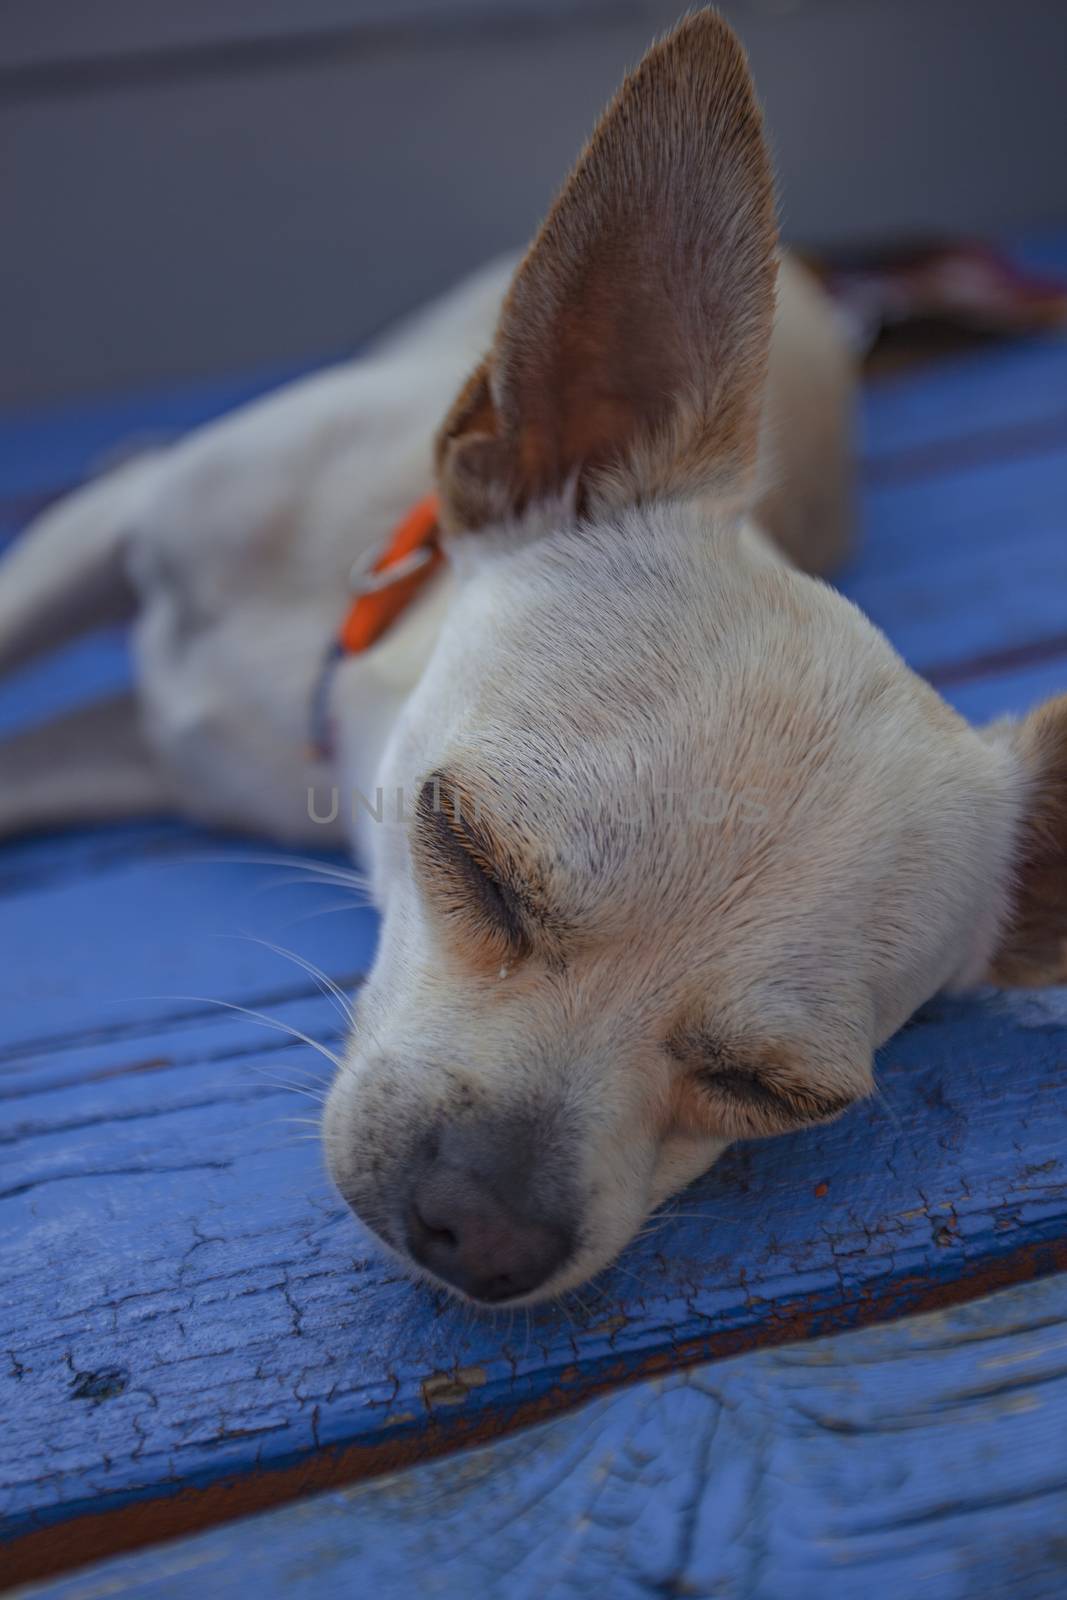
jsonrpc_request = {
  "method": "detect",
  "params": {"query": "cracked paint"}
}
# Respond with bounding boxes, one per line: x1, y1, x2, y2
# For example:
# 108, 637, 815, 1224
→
421, 1367, 490, 1410
4, 852, 1067, 1587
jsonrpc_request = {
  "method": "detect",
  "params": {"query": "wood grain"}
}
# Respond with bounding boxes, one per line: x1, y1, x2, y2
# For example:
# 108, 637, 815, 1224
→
16, 1273, 1067, 1600
2, 821, 1066, 1582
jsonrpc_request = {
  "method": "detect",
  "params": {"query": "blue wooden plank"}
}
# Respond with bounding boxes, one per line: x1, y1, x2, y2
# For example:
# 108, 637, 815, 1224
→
0, 630, 131, 740
18, 1273, 1067, 1600
0, 837, 377, 1048
841, 448, 1067, 678
0, 359, 328, 504
861, 341, 1067, 469
944, 654, 1067, 724
859, 227, 1067, 469
3, 886, 1067, 1582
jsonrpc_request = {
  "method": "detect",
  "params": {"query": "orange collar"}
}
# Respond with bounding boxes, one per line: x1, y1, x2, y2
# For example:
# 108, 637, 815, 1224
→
338, 491, 443, 656
308, 492, 443, 761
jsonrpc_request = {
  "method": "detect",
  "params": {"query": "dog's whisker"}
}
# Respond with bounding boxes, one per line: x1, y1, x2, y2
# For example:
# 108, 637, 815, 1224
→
280, 900, 377, 930
614, 1260, 655, 1299
254, 1073, 328, 1095
246, 1061, 328, 1087
652, 1208, 731, 1224
262, 871, 372, 900
609, 1262, 654, 1292
553, 1298, 578, 1335
255, 1079, 329, 1104
873, 1085, 904, 1131
566, 1288, 595, 1322
161, 993, 344, 1070
635, 1217, 674, 1238
188, 850, 371, 895
231, 932, 354, 1025
252, 1071, 327, 1092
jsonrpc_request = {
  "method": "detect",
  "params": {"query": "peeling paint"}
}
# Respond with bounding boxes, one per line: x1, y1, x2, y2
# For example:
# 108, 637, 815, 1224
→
421, 1367, 489, 1410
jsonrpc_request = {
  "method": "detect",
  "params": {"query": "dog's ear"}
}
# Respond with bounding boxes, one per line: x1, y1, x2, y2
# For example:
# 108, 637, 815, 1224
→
988, 694, 1067, 987
435, 9, 777, 532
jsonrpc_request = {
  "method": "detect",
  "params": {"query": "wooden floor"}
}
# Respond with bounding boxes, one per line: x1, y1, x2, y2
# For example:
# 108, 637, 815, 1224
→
19, 1274, 1067, 1600
2, 232, 1067, 1596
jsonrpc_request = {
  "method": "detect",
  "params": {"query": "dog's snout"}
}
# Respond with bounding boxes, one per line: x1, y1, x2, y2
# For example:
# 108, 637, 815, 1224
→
406, 1153, 571, 1304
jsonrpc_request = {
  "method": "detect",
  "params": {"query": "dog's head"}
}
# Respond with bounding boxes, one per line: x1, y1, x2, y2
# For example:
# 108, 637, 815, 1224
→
325, 11, 1067, 1304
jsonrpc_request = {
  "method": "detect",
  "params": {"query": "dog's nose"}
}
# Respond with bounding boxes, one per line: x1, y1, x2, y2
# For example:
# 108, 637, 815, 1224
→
407, 1159, 571, 1303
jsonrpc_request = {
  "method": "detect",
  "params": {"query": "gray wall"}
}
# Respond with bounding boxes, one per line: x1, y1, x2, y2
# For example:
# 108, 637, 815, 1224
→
2, 0, 1065, 410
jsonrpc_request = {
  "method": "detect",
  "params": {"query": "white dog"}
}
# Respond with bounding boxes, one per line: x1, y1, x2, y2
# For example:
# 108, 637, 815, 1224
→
2, 12, 1064, 1306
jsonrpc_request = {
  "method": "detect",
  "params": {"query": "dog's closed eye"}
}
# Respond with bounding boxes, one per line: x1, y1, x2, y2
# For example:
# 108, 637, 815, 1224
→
414, 774, 532, 963
667, 1026, 855, 1139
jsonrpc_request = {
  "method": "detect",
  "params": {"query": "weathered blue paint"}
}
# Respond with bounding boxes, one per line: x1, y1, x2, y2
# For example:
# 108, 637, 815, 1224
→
0, 630, 131, 740
1, 233, 1067, 1583
842, 449, 1067, 673
860, 335, 1067, 465
19, 1273, 1067, 1600
945, 655, 1067, 724
2, 852, 1067, 1564
0, 360, 328, 513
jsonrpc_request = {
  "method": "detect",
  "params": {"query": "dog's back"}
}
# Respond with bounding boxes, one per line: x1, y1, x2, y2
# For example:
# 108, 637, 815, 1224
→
0, 248, 853, 844
759, 257, 855, 576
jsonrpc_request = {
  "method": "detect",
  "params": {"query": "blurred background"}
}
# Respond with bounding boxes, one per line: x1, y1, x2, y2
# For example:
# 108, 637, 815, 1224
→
3, 0, 1066, 412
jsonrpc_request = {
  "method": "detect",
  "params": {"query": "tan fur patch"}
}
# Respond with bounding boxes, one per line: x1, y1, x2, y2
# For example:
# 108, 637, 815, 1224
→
989, 695, 1067, 986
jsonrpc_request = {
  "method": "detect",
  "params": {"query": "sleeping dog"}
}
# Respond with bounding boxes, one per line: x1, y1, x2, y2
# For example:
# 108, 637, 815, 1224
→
2, 11, 1065, 1306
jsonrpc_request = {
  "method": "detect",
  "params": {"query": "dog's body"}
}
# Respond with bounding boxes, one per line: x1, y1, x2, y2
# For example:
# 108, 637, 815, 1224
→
3, 13, 1065, 1306
0, 251, 847, 853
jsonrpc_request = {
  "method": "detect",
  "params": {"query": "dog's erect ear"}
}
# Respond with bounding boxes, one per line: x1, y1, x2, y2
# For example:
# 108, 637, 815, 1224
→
988, 694, 1067, 987
435, 9, 777, 532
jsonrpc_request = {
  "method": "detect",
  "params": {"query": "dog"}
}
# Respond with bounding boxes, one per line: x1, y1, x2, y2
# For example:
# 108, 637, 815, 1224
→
2, 11, 1065, 1308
